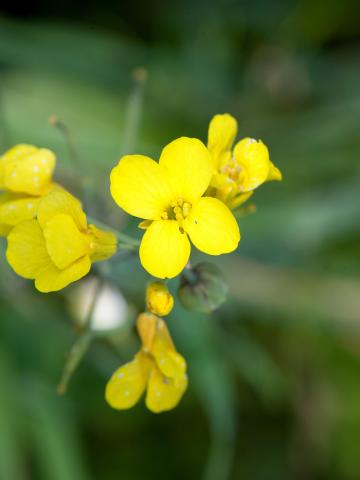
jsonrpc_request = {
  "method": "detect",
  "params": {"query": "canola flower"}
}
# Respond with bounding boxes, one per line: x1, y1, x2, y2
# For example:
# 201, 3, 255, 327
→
106, 312, 188, 413
207, 114, 282, 209
110, 137, 240, 279
6, 190, 117, 292
0, 144, 57, 236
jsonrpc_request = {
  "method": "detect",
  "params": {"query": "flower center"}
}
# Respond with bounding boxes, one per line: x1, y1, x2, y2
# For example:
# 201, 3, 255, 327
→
220, 157, 242, 182
161, 197, 192, 222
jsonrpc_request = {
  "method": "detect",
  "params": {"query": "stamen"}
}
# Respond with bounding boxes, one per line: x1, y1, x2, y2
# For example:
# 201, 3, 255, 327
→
163, 197, 192, 223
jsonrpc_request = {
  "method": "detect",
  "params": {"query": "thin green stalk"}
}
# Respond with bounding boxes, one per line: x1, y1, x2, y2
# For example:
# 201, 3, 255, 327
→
49, 115, 93, 209
121, 67, 148, 155
57, 278, 104, 394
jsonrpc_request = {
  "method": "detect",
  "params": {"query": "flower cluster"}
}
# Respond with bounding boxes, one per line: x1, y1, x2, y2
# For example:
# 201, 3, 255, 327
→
0, 113, 282, 413
1, 145, 117, 292
106, 311, 187, 413
207, 114, 282, 208
110, 114, 281, 279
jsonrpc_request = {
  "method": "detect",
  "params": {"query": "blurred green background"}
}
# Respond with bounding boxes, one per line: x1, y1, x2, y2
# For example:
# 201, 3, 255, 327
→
1, 0, 360, 479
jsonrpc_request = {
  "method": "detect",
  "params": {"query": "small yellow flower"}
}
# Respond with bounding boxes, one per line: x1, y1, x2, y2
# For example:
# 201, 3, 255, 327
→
105, 313, 188, 413
146, 281, 174, 316
0, 144, 57, 235
110, 137, 240, 279
207, 114, 282, 209
6, 190, 117, 292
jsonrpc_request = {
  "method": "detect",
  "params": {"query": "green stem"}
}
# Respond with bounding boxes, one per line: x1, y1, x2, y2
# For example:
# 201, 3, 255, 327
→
57, 277, 104, 394
57, 330, 93, 395
87, 216, 140, 247
121, 67, 148, 155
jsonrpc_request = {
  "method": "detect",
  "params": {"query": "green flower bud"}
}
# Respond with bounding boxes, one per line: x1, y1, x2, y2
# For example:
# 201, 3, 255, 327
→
177, 262, 228, 313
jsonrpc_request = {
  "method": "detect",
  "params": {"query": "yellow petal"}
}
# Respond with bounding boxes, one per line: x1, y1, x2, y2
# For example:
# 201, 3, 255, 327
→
208, 114, 238, 168
87, 224, 117, 262
137, 314, 186, 381
43, 214, 90, 270
159, 137, 212, 202
0, 145, 38, 188
34, 255, 91, 292
227, 191, 254, 210
139, 220, 190, 279
152, 321, 187, 381
267, 162, 283, 181
6, 219, 50, 279
184, 197, 240, 255
105, 351, 151, 410
38, 190, 87, 231
110, 155, 172, 220
145, 365, 188, 413
136, 312, 158, 352
0, 193, 40, 227
1, 144, 55, 196
233, 138, 271, 192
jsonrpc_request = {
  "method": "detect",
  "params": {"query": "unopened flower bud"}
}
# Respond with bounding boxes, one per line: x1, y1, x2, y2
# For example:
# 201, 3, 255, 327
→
146, 281, 174, 316
178, 262, 228, 313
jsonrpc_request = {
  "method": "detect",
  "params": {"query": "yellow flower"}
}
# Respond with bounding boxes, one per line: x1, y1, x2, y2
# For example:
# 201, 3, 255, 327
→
146, 281, 174, 316
6, 190, 117, 292
0, 144, 57, 235
207, 114, 282, 209
105, 313, 188, 413
110, 137, 240, 279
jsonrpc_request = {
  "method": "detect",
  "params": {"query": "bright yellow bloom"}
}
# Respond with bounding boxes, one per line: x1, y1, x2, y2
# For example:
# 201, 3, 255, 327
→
6, 190, 117, 292
146, 281, 174, 316
105, 313, 188, 413
207, 114, 282, 209
110, 137, 240, 279
0, 144, 57, 235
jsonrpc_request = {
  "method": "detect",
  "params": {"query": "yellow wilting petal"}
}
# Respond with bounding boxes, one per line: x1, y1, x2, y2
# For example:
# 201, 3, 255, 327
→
105, 351, 151, 410
145, 365, 188, 413
184, 197, 240, 255
139, 220, 191, 279
34, 255, 91, 293
6, 219, 50, 279
208, 114, 238, 168
233, 138, 271, 192
1, 144, 55, 196
159, 137, 212, 202
43, 214, 90, 270
136, 312, 158, 352
151, 317, 175, 352
0, 193, 40, 227
110, 155, 172, 220
152, 347, 187, 383
140, 316, 186, 381
87, 224, 117, 262
38, 190, 87, 231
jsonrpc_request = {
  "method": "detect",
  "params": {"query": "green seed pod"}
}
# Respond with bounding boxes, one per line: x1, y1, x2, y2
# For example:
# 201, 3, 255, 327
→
178, 262, 228, 313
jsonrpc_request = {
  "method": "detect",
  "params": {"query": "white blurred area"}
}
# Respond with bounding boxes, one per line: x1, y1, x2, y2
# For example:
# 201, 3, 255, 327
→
69, 276, 129, 332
